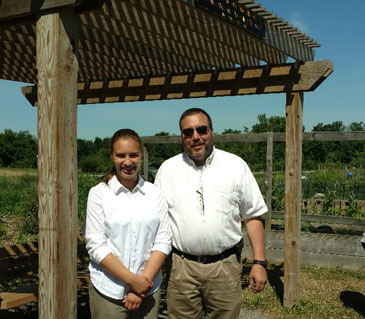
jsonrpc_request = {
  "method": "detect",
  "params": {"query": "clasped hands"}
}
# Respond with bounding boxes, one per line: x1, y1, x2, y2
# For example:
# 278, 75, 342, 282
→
122, 274, 153, 311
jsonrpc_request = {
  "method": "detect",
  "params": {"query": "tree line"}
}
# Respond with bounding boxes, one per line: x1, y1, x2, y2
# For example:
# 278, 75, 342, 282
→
1, 114, 364, 172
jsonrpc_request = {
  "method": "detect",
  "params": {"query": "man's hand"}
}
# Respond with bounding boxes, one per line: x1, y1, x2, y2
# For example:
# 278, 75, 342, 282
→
248, 264, 267, 292
123, 292, 142, 311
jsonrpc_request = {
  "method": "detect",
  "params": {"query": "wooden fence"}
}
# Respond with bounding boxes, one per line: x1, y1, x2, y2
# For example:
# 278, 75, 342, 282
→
242, 229, 365, 270
141, 131, 365, 270
141, 130, 365, 228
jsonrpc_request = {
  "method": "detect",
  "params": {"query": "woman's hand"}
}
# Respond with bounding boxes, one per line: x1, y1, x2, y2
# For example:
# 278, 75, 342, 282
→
127, 274, 153, 297
123, 292, 142, 311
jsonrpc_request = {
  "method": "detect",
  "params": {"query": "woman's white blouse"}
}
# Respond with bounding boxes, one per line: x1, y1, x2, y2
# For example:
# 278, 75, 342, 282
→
83, 175, 171, 299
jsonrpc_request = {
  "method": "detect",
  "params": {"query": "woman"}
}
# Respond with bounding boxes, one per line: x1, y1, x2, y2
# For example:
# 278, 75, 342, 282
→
83, 129, 171, 319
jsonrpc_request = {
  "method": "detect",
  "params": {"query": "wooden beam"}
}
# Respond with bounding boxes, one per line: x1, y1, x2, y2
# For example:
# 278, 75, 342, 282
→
22, 60, 334, 106
284, 91, 303, 308
0, 0, 83, 20
265, 132, 273, 230
36, 7, 79, 319
138, 131, 365, 145
143, 146, 149, 181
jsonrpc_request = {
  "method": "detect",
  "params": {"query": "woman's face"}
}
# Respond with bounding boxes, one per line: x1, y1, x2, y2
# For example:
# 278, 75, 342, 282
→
110, 137, 142, 190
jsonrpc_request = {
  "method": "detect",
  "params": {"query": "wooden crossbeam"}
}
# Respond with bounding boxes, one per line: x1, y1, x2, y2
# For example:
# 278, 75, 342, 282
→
0, 0, 92, 26
22, 60, 333, 106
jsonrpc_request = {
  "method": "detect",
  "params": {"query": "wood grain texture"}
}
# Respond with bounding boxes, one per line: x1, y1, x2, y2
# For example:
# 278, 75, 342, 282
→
22, 60, 334, 105
284, 92, 303, 307
265, 132, 273, 230
242, 230, 365, 270
1, 0, 322, 83
36, 7, 79, 319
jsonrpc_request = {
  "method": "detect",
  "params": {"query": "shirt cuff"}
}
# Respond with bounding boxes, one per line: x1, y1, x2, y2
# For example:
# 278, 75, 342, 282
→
91, 246, 113, 265
152, 243, 171, 256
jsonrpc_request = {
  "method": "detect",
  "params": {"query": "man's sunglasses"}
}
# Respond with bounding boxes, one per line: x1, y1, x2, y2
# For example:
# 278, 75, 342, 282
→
182, 125, 209, 137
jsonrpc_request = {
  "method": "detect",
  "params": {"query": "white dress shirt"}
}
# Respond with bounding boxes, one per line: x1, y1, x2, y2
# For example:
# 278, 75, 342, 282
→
83, 175, 171, 300
154, 147, 267, 256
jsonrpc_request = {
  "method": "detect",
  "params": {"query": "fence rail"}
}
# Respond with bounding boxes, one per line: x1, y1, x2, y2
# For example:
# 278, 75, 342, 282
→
141, 131, 365, 227
271, 211, 365, 227
242, 229, 365, 270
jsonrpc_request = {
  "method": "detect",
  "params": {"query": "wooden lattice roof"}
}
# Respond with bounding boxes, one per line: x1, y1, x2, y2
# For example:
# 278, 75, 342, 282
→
1, 0, 322, 86
1, 0, 333, 107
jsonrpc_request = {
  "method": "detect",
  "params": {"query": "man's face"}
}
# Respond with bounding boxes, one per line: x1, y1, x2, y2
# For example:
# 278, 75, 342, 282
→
180, 113, 213, 166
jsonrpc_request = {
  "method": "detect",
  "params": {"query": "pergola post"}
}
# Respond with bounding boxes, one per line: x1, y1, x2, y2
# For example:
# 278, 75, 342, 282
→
284, 92, 303, 307
36, 8, 79, 319
265, 131, 273, 230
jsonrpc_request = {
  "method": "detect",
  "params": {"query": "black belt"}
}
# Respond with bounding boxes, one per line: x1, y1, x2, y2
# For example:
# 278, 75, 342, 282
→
172, 241, 241, 264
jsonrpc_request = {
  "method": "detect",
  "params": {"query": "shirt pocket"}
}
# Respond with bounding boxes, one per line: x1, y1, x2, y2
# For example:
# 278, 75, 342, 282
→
210, 185, 239, 215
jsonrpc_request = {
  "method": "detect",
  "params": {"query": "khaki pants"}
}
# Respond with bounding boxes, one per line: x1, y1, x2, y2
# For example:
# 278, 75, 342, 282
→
167, 253, 242, 319
89, 283, 161, 319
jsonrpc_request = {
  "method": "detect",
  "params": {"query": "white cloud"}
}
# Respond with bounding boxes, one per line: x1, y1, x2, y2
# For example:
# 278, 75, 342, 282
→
289, 11, 309, 34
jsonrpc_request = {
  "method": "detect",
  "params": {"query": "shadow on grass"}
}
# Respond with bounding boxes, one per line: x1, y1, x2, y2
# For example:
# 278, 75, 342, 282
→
0, 283, 169, 319
340, 290, 365, 318
241, 259, 284, 304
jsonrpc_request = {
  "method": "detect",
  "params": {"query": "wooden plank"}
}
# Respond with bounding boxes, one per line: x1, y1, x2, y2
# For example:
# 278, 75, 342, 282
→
22, 60, 334, 105
242, 230, 365, 270
303, 131, 365, 141
36, 7, 79, 319
0, 284, 38, 309
141, 131, 365, 144
0, 272, 90, 310
284, 91, 303, 307
78, 23, 196, 73
265, 132, 273, 230
271, 211, 365, 227
0, 0, 32, 20
143, 146, 149, 181
82, 4, 237, 71
0, 0, 83, 21
128, 0, 284, 64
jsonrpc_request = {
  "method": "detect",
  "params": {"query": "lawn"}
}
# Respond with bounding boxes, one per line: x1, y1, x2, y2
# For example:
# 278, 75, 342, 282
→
241, 261, 365, 319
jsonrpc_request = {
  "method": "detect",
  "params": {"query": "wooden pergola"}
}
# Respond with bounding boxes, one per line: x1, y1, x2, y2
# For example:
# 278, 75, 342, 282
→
0, 0, 333, 318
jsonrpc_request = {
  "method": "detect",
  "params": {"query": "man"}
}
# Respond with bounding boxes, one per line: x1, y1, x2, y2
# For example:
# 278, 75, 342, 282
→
154, 108, 267, 319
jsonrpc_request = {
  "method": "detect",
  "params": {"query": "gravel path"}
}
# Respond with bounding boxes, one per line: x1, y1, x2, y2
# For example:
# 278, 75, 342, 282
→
240, 307, 273, 319
157, 307, 273, 319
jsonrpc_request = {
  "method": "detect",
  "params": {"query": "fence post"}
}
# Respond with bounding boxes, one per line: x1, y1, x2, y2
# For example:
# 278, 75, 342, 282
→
143, 147, 149, 181
284, 91, 303, 308
37, 8, 79, 319
265, 131, 273, 230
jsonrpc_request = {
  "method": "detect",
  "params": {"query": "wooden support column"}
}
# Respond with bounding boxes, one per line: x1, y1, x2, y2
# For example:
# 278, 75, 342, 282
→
265, 131, 273, 230
37, 8, 79, 319
143, 146, 149, 181
284, 92, 303, 307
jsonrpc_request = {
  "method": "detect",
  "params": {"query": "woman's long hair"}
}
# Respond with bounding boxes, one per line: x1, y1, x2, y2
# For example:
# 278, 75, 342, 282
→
103, 129, 143, 185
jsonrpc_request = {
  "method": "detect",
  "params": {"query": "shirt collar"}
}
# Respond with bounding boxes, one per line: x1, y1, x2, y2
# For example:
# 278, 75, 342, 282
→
183, 146, 215, 168
109, 175, 146, 195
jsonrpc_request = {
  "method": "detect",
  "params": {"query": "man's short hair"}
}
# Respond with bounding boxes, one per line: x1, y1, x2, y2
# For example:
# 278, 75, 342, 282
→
179, 108, 213, 130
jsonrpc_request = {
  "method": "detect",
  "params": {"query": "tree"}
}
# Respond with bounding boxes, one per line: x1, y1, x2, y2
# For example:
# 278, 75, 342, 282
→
347, 121, 364, 131
155, 131, 170, 136
0, 129, 37, 168
222, 129, 241, 134
312, 121, 345, 132
251, 113, 286, 133
77, 139, 95, 163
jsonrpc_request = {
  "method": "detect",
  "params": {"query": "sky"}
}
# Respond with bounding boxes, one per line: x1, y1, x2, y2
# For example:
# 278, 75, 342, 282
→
0, 1, 364, 140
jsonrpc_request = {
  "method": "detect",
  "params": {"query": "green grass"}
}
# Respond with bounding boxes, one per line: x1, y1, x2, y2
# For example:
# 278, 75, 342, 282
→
0, 170, 99, 246
1, 167, 364, 245
241, 262, 365, 319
